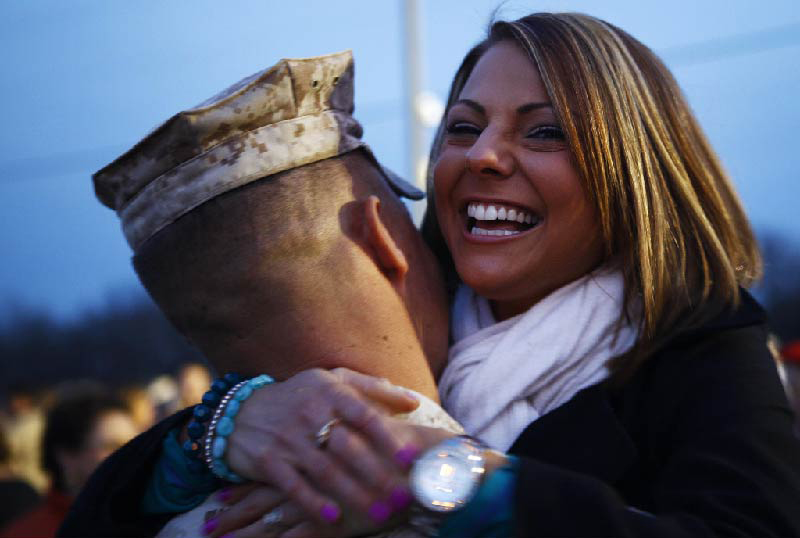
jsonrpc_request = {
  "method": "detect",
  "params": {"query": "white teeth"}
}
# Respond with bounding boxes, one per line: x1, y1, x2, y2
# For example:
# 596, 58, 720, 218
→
467, 202, 535, 225
470, 226, 521, 237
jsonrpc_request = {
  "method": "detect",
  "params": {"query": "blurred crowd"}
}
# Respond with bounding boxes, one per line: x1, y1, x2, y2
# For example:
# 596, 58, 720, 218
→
0, 362, 212, 537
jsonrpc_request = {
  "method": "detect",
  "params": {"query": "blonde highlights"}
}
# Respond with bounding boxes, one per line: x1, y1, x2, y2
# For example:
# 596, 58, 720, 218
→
423, 13, 762, 377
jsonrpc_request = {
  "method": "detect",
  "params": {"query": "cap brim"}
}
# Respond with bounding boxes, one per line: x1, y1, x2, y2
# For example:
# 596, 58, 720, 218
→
354, 143, 425, 201
380, 166, 425, 200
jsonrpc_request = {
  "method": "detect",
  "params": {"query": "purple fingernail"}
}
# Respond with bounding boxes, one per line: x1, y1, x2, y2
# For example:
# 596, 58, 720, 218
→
369, 500, 392, 523
321, 502, 341, 523
389, 486, 413, 510
216, 487, 231, 502
201, 517, 218, 535
395, 444, 420, 467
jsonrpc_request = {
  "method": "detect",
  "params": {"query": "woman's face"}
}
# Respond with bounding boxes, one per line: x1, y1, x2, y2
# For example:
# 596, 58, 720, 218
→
433, 40, 604, 320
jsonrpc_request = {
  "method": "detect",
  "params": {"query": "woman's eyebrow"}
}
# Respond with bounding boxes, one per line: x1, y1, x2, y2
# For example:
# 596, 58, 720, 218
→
453, 98, 485, 115
451, 99, 552, 116
517, 102, 552, 114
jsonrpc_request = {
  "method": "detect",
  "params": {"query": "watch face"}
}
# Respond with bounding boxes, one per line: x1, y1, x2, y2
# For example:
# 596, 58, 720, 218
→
410, 441, 483, 512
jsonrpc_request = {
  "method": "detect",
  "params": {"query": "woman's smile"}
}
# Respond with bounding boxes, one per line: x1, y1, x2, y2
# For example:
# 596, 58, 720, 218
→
463, 200, 540, 239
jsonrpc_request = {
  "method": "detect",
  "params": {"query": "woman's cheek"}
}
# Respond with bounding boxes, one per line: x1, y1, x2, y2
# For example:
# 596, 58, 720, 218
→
433, 152, 461, 231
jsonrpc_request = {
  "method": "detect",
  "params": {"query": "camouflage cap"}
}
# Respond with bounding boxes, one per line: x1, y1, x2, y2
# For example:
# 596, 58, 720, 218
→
94, 50, 422, 251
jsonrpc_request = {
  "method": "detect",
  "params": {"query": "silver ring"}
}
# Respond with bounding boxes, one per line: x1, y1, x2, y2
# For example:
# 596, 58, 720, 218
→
314, 418, 340, 449
261, 506, 284, 528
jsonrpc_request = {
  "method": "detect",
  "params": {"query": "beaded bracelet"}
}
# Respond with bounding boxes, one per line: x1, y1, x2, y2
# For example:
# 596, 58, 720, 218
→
182, 372, 244, 474
204, 374, 275, 482
202, 379, 247, 478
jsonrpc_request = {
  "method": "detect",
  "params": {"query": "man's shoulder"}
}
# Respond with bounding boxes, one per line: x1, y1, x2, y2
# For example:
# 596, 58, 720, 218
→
398, 392, 464, 434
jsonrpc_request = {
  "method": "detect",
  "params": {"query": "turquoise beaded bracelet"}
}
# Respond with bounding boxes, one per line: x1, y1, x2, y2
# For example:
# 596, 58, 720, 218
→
184, 372, 243, 474
204, 374, 274, 482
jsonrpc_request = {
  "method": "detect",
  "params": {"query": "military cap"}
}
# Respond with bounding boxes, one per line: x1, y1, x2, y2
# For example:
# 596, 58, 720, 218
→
94, 50, 422, 251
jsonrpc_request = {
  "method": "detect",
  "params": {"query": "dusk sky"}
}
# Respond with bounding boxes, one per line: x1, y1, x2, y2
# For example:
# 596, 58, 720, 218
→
1, 0, 798, 322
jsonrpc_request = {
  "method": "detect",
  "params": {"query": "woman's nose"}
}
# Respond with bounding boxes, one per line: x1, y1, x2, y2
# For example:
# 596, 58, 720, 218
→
465, 131, 514, 178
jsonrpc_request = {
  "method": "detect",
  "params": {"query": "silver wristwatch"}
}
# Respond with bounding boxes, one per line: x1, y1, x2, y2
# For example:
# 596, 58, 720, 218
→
408, 435, 488, 535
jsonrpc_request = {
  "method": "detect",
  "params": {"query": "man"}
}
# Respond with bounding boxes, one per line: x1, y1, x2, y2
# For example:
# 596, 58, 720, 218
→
59, 51, 455, 537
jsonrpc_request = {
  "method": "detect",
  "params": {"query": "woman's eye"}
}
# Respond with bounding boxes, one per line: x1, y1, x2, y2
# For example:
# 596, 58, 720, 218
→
526, 125, 564, 139
445, 121, 481, 136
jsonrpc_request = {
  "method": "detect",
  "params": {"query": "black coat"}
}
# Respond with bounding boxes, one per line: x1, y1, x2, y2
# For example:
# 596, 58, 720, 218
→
509, 292, 800, 537
60, 293, 800, 537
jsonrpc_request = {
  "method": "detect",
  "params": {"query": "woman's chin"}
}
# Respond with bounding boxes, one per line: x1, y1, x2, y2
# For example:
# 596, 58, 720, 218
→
459, 274, 522, 308
455, 259, 528, 297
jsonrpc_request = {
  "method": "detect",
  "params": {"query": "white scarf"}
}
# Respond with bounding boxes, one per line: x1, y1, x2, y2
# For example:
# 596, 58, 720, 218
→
438, 269, 638, 450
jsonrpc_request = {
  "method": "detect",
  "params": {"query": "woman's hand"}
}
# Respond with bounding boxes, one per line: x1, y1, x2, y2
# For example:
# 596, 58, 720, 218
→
291, 420, 456, 534
225, 367, 421, 526
201, 483, 308, 538
207, 483, 397, 538
209, 423, 457, 538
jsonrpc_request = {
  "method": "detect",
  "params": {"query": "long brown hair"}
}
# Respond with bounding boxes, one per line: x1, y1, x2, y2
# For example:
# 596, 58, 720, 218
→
422, 12, 762, 379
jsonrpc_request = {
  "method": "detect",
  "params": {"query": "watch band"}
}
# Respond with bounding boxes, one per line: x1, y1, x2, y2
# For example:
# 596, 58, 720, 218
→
408, 504, 444, 538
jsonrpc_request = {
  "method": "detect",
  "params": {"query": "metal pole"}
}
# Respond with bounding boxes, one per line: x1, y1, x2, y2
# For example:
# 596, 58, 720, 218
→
402, 0, 426, 225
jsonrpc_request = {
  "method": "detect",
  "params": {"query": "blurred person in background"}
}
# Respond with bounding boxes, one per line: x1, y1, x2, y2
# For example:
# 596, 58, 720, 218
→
0, 384, 138, 538
779, 339, 800, 427
175, 363, 212, 410
0, 427, 40, 529
119, 384, 157, 433
147, 375, 180, 422
1, 386, 48, 493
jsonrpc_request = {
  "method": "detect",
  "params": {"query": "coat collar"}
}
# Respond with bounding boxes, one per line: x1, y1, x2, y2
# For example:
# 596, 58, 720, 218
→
508, 381, 637, 485
669, 288, 765, 345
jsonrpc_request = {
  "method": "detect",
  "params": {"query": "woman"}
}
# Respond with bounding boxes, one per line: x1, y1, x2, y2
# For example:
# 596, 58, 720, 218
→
176, 13, 800, 537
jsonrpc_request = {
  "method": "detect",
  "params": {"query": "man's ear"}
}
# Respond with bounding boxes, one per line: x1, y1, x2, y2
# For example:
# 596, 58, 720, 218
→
361, 195, 409, 287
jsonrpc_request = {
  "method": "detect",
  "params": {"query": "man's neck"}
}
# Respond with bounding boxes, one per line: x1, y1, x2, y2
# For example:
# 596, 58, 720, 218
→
216, 335, 439, 402
200, 278, 443, 402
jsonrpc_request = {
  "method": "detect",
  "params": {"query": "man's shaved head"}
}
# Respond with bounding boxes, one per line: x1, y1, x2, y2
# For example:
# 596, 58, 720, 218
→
134, 149, 448, 386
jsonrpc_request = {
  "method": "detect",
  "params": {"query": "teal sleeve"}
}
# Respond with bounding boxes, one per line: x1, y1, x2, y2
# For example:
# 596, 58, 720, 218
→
439, 456, 517, 538
141, 428, 220, 514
